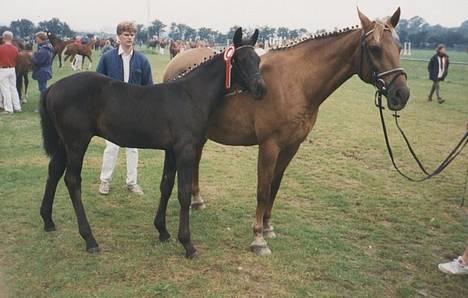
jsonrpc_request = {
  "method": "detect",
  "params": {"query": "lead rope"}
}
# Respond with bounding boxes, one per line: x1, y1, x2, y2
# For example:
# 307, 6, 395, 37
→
461, 168, 468, 207
376, 91, 468, 182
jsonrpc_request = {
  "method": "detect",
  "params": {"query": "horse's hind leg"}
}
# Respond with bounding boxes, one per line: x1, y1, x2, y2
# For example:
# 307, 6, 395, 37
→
154, 149, 176, 241
86, 56, 92, 70
23, 74, 28, 102
250, 141, 280, 256
263, 143, 300, 239
63, 139, 99, 253
191, 139, 207, 210
16, 74, 23, 101
40, 144, 66, 231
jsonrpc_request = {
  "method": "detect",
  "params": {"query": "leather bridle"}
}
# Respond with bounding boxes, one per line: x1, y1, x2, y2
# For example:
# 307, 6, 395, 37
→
358, 26, 407, 98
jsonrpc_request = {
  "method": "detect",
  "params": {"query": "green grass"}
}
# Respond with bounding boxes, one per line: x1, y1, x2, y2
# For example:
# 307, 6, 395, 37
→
0, 49, 467, 297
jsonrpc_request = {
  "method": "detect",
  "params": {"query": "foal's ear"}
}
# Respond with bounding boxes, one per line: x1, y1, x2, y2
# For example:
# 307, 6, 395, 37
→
250, 29, 259, 45
357, 7, 372, 30
233, 27, 243, 48
388, 7, 401, 28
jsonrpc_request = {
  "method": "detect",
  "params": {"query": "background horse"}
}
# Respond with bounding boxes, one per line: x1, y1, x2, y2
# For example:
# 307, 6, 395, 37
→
163, 8, 410, 256
63, 39, 96, 70
15, 51, 33, 102
45, 31, 74, 68
39, 28, 266, 258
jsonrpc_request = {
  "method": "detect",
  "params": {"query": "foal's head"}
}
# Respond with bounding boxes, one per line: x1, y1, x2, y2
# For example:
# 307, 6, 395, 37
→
358, 8, 410, 111
231, 27, 267, 99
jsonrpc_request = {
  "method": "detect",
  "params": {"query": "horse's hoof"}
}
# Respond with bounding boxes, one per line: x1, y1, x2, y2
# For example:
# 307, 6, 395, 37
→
159, 233, 171, 242
186, 250, 199, 259
263, 230, 277, 239
191, 202, 206, 210
44, 225, 56, 232
86, 246, 100, 254
250, 245, 272, 256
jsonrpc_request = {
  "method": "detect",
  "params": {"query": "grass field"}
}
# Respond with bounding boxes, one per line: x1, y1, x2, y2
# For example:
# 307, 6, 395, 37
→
0, 48, 467, 297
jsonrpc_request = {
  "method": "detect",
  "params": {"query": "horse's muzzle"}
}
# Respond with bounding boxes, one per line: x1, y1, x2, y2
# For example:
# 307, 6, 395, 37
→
250, 78, 267, 99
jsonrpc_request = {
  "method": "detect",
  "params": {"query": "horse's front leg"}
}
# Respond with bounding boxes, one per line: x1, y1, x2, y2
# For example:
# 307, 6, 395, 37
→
191, 138, 207, 210
263, 143, 301, 239
250, 141, 280, 256
175, 145, 197, 258
85, 55, 92, 70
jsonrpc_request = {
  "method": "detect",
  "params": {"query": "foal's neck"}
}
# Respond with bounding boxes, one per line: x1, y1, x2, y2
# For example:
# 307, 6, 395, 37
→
178, 54, 227, 113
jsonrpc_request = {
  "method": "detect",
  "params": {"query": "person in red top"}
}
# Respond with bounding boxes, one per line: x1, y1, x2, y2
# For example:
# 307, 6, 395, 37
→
0, 31, 21, 114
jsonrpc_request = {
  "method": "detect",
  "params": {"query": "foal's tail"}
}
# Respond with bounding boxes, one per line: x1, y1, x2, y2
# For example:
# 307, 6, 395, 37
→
39, 87, 60, 157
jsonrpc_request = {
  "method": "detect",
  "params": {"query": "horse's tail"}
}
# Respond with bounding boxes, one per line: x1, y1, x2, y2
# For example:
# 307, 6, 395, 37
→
39, 87, 60, 157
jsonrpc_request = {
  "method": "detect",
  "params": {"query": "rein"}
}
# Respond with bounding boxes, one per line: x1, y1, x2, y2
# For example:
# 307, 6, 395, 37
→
360, 25, 468, 182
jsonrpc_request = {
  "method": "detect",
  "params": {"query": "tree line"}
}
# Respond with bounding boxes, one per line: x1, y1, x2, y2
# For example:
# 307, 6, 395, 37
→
1, 16, 467, 49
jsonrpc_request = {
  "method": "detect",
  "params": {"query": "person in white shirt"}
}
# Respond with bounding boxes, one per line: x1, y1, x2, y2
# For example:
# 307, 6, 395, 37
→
96, 21, 154, 196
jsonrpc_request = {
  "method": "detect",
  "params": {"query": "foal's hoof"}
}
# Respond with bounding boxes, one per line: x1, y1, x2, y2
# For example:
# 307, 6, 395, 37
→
44, 225, 56, 232
250, 245, 272, 256
86, 246, 100, 254
186, 250, 199, 259
159, 232, 171, 242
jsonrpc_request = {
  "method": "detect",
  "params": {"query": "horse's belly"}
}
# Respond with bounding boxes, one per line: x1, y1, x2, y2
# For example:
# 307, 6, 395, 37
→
206, 100, 258, 146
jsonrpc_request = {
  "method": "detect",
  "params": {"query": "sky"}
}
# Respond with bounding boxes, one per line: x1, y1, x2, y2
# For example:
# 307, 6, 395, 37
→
1, 0, 467, 33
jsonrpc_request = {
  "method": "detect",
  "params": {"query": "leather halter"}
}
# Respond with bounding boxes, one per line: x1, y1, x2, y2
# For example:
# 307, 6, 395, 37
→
358, 26, 407, 97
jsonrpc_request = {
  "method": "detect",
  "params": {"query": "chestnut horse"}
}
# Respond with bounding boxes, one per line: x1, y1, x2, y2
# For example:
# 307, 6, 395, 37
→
45, 31, 74, 68
15, 51, 33, 102
63, 39, 96, 70
163, 8, 410, 255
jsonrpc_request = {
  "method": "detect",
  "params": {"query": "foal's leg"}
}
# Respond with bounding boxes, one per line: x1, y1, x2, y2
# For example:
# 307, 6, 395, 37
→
250, 141, 280, 256
175, 145, 197, 258
263, 143, 300, 239
40, 145, 66, 231
191, 139, 207, 210
63, 141, 99, 253
154, 150, 176, 241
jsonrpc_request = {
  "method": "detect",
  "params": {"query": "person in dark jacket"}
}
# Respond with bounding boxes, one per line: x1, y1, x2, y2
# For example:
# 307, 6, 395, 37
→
96, 21, 153, 196
427, 44, 449, 103
32, 31, 54, 93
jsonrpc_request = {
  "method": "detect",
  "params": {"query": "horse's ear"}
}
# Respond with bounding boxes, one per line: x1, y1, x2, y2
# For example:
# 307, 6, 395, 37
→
388, 7, 401, 28
233, 27, 243, 47
357, 7, 372, 30
250, 29, 259, 45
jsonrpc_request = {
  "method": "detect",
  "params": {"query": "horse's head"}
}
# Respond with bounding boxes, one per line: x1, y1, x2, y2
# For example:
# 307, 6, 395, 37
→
358, 7, 410, 111
231, 27, 267, 99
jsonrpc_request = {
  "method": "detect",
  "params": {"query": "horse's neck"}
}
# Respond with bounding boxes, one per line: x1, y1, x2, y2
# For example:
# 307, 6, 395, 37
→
277, 30, 362, 108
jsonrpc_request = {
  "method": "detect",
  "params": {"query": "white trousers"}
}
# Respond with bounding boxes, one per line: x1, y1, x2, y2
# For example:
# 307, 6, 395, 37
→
99, 140, 138, 186
72, 55, 83, 70
0, 68, 21, 112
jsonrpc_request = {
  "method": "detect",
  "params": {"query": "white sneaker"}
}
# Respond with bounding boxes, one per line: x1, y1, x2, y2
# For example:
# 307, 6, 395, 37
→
438, 257, 468, 275
127, 184, 144, 195
99, 181, 110, 195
